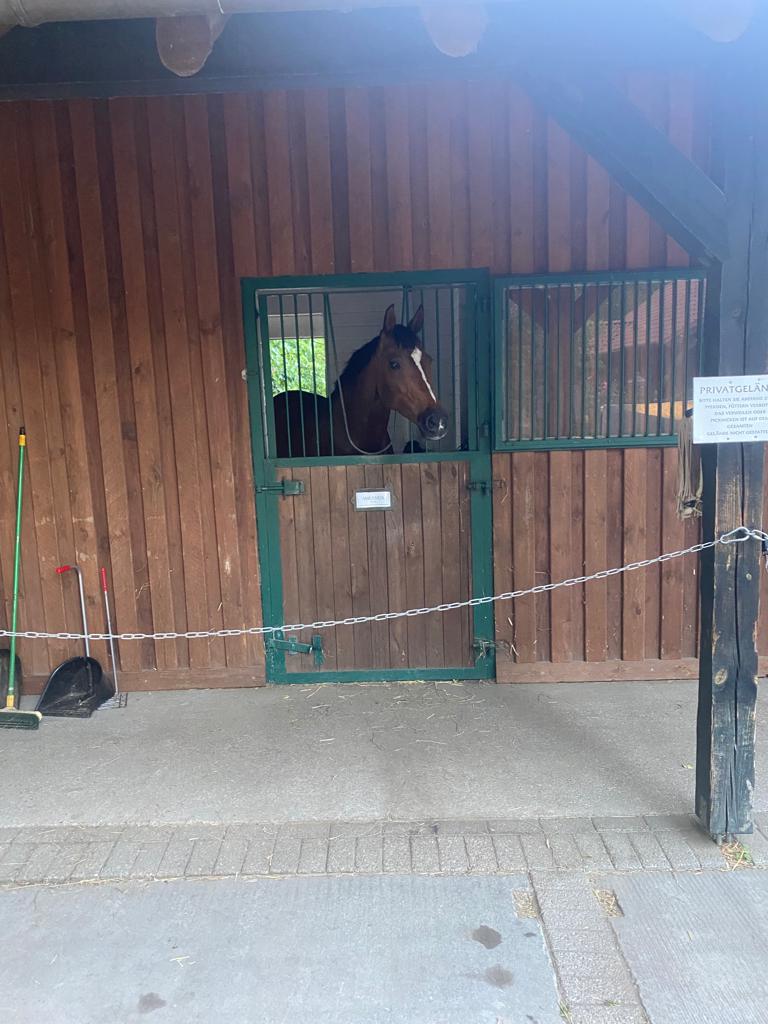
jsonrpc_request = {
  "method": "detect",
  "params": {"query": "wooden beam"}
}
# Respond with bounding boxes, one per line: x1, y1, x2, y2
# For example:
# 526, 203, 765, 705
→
696, 60, 768, 840
513, 69, 729, 264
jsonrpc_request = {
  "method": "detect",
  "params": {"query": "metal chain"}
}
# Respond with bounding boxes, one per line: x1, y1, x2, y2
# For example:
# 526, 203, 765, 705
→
2, 526, 766, 643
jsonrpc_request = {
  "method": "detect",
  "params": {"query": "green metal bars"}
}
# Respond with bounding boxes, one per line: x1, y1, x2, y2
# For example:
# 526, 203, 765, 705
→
255, 281, 472, 459
495, 268, 706, 451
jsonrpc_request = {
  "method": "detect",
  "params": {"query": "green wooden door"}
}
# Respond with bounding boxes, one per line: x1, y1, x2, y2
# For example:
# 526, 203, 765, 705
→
243, 270, 495, 683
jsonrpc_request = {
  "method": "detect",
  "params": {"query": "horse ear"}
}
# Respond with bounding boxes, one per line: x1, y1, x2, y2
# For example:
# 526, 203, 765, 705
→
382, 304, 397, 334
408, 305, 424, 335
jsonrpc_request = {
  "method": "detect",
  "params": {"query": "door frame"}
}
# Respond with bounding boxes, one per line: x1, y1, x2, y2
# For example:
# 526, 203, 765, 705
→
242, 269, 495, 683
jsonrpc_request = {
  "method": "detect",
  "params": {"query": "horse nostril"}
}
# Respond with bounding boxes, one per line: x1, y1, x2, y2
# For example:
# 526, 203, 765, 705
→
422, 411, 448, 438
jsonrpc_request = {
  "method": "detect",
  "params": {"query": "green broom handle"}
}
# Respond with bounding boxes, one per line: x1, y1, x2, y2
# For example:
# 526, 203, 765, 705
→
6, 428, 25, 709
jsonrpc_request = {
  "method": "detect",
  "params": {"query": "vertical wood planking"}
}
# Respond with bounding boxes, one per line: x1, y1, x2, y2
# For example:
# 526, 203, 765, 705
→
286, 466, 315, 673
383, 464, 408, 668
401, 462, 427, 666
660, 447, 685, 658
467, 80, 494, 270
309, 466, 337, 670
492, 454, 514, 657
549, 451, 574, 661
183, 94, 248, 667
345, 88, 375, 272
508, 84, 536, 273
346, 464, 373, 667
328, 466, 355, 669
303, 89, 336, 275
622, 450, 648, 659
583, 451, 608, 661
383, 85, 414, 271
420, 461, 445, 665
426, 82, 453, 269
439, 461, 463, 667
511, 453, 538, 662
363, 463, 389, 668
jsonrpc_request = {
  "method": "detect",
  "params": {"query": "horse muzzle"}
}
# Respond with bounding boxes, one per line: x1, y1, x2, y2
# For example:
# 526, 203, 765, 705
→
419, 409, 449, 441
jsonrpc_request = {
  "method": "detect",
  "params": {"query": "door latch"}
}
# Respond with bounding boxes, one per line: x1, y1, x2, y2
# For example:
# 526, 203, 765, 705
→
466, 479, 503, 495
256, 478, 305, 496
265, 632, 324, 666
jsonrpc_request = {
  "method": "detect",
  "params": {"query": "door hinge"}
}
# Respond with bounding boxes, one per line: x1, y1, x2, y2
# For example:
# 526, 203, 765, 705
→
265, 632, 324, 666
466, 479, 503, 495
256, 478, 305, 496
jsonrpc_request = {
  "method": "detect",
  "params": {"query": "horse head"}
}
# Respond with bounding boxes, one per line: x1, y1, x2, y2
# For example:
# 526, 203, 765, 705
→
373, 304, 449, 442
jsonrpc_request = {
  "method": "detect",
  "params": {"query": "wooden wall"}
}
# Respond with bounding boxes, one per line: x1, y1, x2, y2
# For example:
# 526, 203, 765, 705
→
0, 73, 729, 686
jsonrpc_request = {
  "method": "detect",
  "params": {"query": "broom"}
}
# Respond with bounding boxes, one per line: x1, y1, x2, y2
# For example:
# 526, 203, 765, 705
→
0, 428, 42, 730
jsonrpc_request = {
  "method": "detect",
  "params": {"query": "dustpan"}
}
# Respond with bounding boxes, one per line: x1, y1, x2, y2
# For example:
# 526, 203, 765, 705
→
36, 565, 114, 718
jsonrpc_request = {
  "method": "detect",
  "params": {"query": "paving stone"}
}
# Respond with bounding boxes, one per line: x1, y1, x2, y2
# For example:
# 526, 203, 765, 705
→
241, 835, 276, 875
410, 835, 440, 873
130, 842, 168, 879
436, 835, 468, 873
223, 823, 275, 842
434, 820, 488, 835
214, 836, 248, 876
278, 822, 330, 840
492, 835, 526, 872
100, 842, 141, 879
297, 839, 328, 874
269, 837, 300, 874
384, 821, 436, 838
330, 822, 381, 840
574, 833, 613, 871
465, 834, 498, 874
735, 829, 768, 867
626, 832, 671, 871
675, 828, 727, 868
326, 836, 356, 874
184, 838, 223, 877
354, 836, 383, 873
18, 844, 61, 883
69, 842, 115, 881
155, 836, 196, 879
543, 919, 616, 956
45, 843, 93, 883
0, 842, 34, 876
520, 834, 557, 870
569, 1006, 648, 1024
13, 826, 68, 844
549, 834, 585, 870
643, 814, 695, 832
0, 828, 21, 844
754, 811, 768, 835
654, 830, 701, 871
59, 826, 125, 845
122, 825, 177, 844
553, 950, 638, 1007
487, 818, 542, 834
540, 817, 596, 835
532, 874, 600, 914
382, 835, 411, 873
602, 832, 643, 871
592, 817, 648, 833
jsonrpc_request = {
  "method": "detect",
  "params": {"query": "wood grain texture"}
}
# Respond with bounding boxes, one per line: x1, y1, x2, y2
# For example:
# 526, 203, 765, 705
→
0, 76, 713, 686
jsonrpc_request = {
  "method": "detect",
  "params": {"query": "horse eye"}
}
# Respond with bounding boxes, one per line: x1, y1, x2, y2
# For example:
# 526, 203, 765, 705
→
389, 359, 401, 370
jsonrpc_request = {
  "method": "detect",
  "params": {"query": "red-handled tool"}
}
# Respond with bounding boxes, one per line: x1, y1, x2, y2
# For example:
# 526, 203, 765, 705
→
101, 567, 120, 703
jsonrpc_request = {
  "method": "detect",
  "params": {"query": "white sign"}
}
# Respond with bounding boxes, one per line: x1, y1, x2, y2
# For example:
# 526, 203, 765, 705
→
692, 375, 768, 444
354, 489, 393, 511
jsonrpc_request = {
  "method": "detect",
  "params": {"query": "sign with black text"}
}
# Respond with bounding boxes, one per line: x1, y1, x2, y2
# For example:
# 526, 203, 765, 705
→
692, 375, 768, 443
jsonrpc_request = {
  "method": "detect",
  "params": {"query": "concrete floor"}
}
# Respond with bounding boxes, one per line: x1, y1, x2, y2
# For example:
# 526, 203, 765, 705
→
5, 679, 766, 827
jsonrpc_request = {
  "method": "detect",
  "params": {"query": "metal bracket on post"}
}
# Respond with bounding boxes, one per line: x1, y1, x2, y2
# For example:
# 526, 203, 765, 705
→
265, 632, 325, 667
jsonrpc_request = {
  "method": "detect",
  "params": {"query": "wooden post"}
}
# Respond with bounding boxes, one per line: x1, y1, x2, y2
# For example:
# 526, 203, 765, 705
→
696, 54, 768, 839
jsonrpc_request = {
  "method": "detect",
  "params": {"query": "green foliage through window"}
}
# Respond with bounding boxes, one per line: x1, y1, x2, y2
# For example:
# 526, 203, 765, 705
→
270, 337, 327, 396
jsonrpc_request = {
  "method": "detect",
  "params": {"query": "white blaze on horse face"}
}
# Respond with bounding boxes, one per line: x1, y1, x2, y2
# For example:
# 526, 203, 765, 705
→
410, 348, 437, 403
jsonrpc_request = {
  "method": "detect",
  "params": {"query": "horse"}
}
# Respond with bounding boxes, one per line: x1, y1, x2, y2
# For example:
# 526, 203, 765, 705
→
273, 304, 449, 457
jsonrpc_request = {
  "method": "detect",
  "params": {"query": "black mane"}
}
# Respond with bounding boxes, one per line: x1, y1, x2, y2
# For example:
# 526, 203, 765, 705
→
332, 325, 418, 395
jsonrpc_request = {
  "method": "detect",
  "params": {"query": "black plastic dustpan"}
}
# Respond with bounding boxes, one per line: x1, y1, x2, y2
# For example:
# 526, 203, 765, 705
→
36, 565, 114, 718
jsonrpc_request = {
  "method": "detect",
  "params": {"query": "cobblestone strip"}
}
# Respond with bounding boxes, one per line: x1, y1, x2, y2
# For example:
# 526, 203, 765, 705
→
531, 872, 649, 1024
0, 813, 763, 885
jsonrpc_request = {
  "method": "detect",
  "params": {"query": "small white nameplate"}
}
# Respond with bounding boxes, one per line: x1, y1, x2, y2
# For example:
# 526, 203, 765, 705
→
354, 489, 392, 511
693, 374, 768, 444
